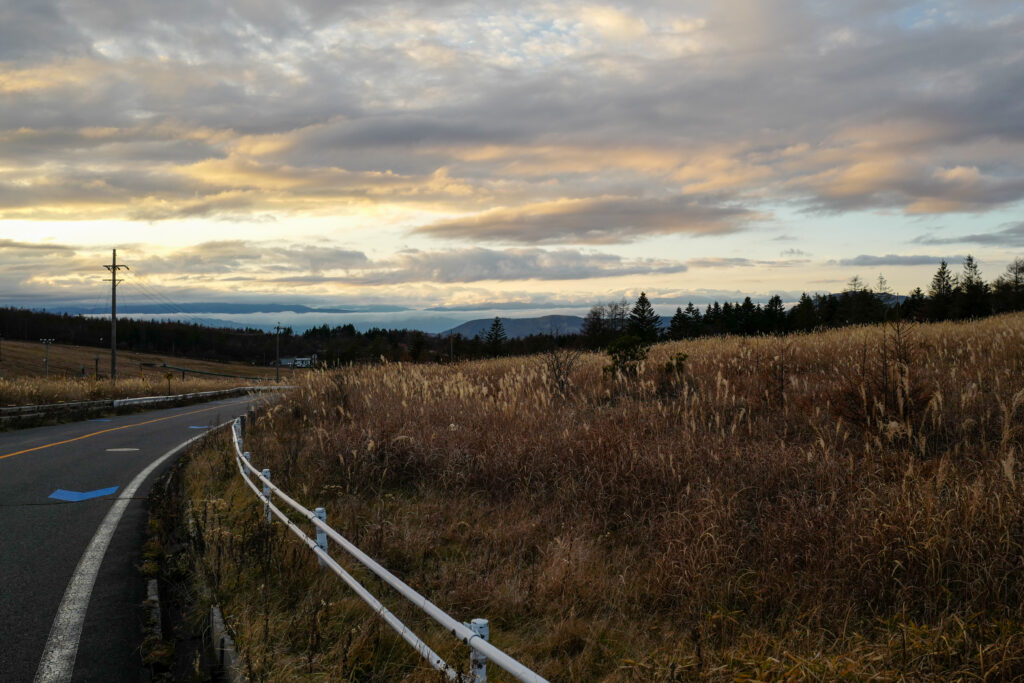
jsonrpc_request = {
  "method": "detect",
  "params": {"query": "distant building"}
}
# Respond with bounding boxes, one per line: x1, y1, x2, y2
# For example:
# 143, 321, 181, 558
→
277, 355, 316, 368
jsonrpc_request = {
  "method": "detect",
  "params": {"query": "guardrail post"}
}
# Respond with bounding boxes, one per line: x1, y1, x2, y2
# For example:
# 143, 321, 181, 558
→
262, 468, 272, 522
238, 414, 246, 438
315, 507, 328, 566
468, 618, 489, 683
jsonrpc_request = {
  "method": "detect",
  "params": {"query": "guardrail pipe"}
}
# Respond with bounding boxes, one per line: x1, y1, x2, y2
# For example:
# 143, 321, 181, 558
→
262, 469, 272, 523
229, 419, 547, 683
232, 459, 461, 680
315, 507, 328, 566
469, 619, 489, 683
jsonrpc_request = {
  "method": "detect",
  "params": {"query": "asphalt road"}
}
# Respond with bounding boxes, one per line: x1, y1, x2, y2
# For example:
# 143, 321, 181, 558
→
0, 396, 257, 682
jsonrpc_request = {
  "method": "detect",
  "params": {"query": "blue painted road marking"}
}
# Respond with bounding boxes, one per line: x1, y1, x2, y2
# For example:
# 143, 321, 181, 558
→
49, 487, 120, 502
188, 425, 208, 429
89, 419, 112, 422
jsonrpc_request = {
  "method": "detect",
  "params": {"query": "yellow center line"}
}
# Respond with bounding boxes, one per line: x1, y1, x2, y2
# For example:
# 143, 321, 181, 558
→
0, 400, 244, 462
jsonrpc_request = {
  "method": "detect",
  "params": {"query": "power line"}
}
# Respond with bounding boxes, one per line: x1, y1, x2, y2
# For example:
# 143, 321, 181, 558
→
123, 275, 214, 327
81, 281, 109, 317
122, 281, 206, 327
125, 272, 250, 331
124, 273, 273, 337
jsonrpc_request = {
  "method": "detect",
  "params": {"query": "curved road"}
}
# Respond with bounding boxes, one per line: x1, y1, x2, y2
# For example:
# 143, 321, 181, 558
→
0, 396, 257, 682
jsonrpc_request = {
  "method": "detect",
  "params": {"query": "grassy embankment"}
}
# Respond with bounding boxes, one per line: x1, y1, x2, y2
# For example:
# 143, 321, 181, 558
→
178, 313, 1024, 680
0, 338, 276, 405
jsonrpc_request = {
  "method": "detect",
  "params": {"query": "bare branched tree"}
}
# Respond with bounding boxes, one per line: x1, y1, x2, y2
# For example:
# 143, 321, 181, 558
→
542, 345, 583, 397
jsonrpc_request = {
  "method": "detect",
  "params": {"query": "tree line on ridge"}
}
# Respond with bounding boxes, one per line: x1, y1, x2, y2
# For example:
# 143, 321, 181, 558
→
1, 256, 1022, 370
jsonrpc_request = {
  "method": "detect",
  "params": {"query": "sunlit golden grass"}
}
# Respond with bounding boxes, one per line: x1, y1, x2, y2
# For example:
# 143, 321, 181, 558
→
186, 313, 1024, 680
0, 338, 279, 405
0, 375, 256, 407
0, 338, 274, 381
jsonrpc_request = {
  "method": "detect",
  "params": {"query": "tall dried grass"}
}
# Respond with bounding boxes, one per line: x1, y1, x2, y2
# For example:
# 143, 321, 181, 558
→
0, 375, 253, 406
187, 313, 1024, 680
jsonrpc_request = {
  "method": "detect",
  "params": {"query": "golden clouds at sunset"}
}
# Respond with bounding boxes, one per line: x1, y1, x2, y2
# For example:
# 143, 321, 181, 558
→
1, 1, 1022, 315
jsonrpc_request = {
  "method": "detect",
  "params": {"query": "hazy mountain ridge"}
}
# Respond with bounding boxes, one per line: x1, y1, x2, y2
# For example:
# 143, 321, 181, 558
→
441, 314, 678, 339
442, 315, 585, 338
58, 302, 362, 315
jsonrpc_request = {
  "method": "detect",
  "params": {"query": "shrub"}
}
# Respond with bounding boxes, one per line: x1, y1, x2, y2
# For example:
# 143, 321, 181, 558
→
603, 334, 648, 378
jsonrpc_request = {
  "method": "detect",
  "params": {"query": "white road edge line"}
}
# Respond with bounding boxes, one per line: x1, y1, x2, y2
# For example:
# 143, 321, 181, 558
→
33, 420, 232, 683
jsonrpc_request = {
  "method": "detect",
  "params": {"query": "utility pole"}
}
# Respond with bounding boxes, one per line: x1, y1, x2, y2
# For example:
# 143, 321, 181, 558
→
274, 322, 282, 382
104, 249, 129, 382
40, 338, 54, 378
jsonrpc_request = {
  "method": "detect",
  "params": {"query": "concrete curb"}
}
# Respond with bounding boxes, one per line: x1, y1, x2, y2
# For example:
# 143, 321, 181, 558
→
210, 605, 245, 683
146, 579, 162, 640
181, 468, 249, 682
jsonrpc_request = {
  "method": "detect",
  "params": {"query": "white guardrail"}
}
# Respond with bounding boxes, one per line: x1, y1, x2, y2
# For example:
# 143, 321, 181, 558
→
230, 417, 548, 683
113, 388, 260, 407
1, 387, 288, 423
0, 386, 287, 423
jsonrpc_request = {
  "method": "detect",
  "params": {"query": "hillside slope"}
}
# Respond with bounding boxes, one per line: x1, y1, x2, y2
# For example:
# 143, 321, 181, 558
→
182, 313, 1024, 680
0, 339, 273, 381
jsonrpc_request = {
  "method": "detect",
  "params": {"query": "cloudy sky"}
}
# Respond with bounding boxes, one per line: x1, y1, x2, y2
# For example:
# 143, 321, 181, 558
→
2, 0, 1023, 324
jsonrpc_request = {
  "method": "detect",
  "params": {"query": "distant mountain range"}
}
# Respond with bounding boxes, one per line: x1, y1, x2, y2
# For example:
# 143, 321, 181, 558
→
441, 314, 676, 339
442, 315, 584, 338
60, 302, 364, 315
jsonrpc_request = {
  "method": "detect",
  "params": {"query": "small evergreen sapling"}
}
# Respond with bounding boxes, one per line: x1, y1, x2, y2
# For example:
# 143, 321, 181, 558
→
604, 334, 648, 378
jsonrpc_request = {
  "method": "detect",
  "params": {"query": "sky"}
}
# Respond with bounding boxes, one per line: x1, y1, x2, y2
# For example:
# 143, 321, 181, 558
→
2, 0, 1024, 329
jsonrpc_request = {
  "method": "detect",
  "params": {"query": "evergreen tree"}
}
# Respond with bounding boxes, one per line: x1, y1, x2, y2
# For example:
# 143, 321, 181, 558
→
993, 258, 1024, 312
814, 293, 838, 326
789, 293, 817, 331
764, 295, 786, 333
408, 331, 427, 361
956, 254, 990, 319
739, 296, 757, 334
628, 291, 662, 342
684, 302, 702, 325
928, 260, 955, 320
707, 302, 723, 334
604, 334, 648, 378
680, 302, 702, 336
961, 254, 983, 287
484, 317, 507, 356
721, 301, 735, 333
902, 287, 928, 321
668, 306, 688, 340
838, 286, 884, 325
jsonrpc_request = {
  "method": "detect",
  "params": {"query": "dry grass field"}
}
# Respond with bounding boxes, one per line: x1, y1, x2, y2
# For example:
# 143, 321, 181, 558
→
179, 313, 1024, 681
0, 339, 277, 405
